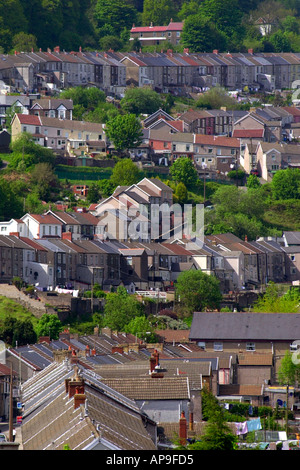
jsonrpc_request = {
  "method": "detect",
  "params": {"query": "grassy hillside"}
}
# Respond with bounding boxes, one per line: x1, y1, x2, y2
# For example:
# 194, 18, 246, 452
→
0, 295, 38, 327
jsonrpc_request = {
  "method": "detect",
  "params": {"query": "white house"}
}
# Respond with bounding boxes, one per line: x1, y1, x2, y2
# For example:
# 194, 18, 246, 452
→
21, 213, 63, 240
0, 218, 25, 236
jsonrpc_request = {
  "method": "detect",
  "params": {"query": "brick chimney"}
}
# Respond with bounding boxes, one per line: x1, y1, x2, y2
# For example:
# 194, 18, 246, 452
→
213, 49, 219, 54
74, 387, 86, 409
248, 48, 253, 54
150, 353, 156, 373
65, 366, 85, 410
62, 231, 72, 241
179, 411, 187, 446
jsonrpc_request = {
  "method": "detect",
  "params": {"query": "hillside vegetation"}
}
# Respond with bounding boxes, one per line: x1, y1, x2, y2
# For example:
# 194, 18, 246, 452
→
2, 0, 300, 54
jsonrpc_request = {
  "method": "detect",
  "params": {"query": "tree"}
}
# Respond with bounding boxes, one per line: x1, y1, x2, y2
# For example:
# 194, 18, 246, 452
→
120, 88, 164, 116
196, 86, 239, 110
110, 158, 142, 186
174, 182, 188, 203
253, 283, 300, 313
246, 174, 261, 188
182, 388, 238, 450
142, 0, 177, 26
35, 313, 63, 340
99, 35, 124, 51
103, 286, 144, 331
11, 32, 37, 52
94, 0, 137, 37
0, 177, 23, 221
175, 270, 222, 315
124, 315, 157, 342
278, 350, 300, 387
60, 86, 106, 111
277, 349, 300, 435
9, 132, 55, 170
271, 168, 300, 200
86, 183, 101, 204
170, 157, 198, 189
181, 14, 227, 52
0, 315, 37, 346
105, 114, 143, 153
30, 163, 59, 200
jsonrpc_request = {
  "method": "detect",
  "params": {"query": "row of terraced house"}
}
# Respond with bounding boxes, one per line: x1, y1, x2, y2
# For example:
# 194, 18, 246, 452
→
4, 48, 300, 95
0, 178, 300, 294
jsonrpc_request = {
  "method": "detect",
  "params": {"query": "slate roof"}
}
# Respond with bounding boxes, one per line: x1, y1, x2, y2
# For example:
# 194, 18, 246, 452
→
189, 312, 300, 341
283, 231, 300, 245
21, 362, 156, 450
100, 377, 190, 400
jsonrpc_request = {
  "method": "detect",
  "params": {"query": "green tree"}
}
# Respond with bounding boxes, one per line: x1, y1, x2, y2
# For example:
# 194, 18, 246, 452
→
170, 157, 198, 189
124, 315, 157, 342
174, 182, 188, 203
175, 270, 222, 315
0, 315, 36, 346
277, 349, 300, 434
103, 286, 144, 331
60, 86, 106, 111
94, 0, 137, 37
268, 30, 292, 52
278, 350, 300, 388
181, 14, 227, 52
253, 283, 300, 313
194, 0, 245, 50
120, 87, 164, 116
110, 158, 142, 186
142, 0, 177, 26
99, 35, 124, 51
11, 32, 37, 52
86, 182, 101, 204
9, 133, 55, 170
106, 114, 143, 153
0, 177, 23, 221
246, 174, 261, 188
271, 168, 300, 200
183, 389, 238, 450
36, 313, 63, 340
30, 163, 59, 201
196, 86, 240, 110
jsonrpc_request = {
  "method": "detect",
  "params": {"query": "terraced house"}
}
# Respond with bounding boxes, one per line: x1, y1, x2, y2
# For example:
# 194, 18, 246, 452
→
11, 113, 106, 155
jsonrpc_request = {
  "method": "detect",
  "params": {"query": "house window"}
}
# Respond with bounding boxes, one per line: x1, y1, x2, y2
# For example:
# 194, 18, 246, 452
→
214, 342, 223, 351
246, 342, 255, 351
186, 145, 190, 151
197, 341, 205, 350
57, 130, 61, 136
291, 255, 295, 261
172, 144, 176, 151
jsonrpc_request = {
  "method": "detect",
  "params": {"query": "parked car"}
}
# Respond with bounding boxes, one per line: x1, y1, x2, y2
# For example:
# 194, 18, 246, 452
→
0, 433, 6, 442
